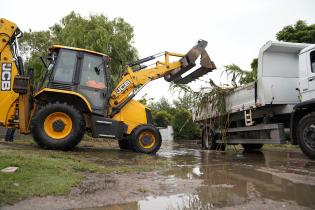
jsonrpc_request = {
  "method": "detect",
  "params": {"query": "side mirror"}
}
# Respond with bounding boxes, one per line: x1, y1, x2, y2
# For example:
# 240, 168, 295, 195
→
94, 67, 100, 75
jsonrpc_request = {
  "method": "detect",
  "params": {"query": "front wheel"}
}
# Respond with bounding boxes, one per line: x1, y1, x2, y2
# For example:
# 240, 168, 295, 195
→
30, 102, 85, 150
130, 125, 162, 154
297, 113, 315, 159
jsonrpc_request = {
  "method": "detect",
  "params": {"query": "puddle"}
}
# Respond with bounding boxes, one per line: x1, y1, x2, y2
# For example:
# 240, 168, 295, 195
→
77, 194, 193, 210
84, 141, 315, 209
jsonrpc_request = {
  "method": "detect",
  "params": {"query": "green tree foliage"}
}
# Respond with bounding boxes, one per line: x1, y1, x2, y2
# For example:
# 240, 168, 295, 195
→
20, 11, 138, 88
173, 94, 193, 110
172, 109, 200, 140
148, 97, 174, 115
154, 111, 172, 127
223, 58, 257, 86
276, 20, 315, 43
140, 94, 200, 139
137, 93, 154, 106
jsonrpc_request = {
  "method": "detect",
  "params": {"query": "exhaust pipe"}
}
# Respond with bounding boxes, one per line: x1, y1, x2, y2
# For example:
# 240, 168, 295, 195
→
164, 40, 216, 84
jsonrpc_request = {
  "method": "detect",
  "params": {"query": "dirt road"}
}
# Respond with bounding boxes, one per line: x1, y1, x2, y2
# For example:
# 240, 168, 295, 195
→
1, 140, 315, 210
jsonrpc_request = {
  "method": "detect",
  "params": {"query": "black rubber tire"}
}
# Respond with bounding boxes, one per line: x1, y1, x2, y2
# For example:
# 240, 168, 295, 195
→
30, 102, 85, 150
5, 128, 15, 142
118, 138, 131, 150
202, 127, 217, 150
297, 113, 315, 160
130, 125, 162, 154
201, 127, 226, 151
241, 144, 264, 151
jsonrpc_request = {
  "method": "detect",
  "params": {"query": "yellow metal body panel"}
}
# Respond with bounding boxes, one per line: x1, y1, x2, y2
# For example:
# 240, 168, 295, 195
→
0, 36, 19, 126
50, 45, 107, 57
112, 99, 147, 134
35, 88, 93, 112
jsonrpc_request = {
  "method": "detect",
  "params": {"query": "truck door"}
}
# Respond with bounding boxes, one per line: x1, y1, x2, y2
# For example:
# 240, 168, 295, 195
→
300, 49, 315, 101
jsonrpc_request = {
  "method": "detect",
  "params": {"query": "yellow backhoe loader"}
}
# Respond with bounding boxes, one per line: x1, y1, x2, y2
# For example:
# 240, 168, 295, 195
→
0, 18, 216, 153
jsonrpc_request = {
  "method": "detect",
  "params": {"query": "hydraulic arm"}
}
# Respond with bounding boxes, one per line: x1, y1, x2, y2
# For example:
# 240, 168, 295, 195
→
109, 40, 216, 116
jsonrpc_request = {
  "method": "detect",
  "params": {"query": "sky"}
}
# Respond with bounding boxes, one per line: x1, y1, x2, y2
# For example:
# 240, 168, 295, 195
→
1, 0, 315, 101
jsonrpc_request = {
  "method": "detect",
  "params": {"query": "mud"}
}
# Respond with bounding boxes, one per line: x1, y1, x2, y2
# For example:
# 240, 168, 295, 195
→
1, 140, 315, 210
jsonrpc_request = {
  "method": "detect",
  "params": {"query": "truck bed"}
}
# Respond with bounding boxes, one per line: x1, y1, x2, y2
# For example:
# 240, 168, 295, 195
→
194, 41, 310, 123
194, 82, 256, 121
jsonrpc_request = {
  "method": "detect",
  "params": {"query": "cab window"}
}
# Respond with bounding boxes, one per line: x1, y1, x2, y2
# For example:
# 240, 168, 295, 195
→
311, 50, 315, 73
53, 50, 77, 83
80, 54, 106, 89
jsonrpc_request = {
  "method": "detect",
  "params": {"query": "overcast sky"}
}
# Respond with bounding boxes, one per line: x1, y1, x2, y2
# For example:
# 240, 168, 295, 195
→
1, 0, 315, 101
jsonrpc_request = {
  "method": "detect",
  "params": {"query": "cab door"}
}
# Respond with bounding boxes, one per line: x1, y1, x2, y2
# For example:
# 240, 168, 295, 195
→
77, 53, 108, 113
304, 50, 315, 101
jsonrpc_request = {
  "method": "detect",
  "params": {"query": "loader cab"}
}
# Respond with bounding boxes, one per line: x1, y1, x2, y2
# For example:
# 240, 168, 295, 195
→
41, 46, 110, 113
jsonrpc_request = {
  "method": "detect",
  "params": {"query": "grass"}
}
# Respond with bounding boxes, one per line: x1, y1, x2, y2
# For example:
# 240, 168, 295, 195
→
0, 141, 170, 206
0, 150, 97, 205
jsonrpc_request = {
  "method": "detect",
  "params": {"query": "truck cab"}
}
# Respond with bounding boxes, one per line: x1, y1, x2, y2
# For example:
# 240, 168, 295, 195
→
298, 45, 315, 101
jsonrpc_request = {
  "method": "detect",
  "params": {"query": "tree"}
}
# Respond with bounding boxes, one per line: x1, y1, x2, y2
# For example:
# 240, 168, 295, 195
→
173, 94, 193, 110
276, 20, 315, 43
148, 97, 174, 115
154, 111, 172, 127
137, 93, 154, 106
20, 11, 138, 88
223, 58, 257, 86
172, 109, 200, 140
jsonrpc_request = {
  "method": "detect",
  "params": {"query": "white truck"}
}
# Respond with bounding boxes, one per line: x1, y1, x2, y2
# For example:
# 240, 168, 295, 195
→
194, 41, 315, 159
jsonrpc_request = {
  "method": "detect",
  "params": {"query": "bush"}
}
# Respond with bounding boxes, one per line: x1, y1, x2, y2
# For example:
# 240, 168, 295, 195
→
154, 111, 172, 127
172, 109, 200, 140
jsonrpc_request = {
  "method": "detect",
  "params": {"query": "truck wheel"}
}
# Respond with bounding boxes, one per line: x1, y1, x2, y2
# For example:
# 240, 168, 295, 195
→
118, 138, 131, 150
202, 127, 217, 150
31, 102, 85, 150
241, 144, 264, 151
201, 127, 226, 151
130, 125, 162, 154
297, 113, 315, 159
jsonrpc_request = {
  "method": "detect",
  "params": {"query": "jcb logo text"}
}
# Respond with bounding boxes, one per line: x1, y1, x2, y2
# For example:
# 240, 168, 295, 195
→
1, 63, 12, 91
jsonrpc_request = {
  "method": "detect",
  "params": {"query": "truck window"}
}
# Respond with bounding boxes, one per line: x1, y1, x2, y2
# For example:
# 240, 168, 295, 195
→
311, 50, 315, 73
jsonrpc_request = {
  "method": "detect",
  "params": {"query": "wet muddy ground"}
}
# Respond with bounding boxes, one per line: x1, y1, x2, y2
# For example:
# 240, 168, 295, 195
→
1, 140, 315, 210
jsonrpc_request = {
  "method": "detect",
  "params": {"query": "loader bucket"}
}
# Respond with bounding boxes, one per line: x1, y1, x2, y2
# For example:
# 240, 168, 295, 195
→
164, 40, 216, 84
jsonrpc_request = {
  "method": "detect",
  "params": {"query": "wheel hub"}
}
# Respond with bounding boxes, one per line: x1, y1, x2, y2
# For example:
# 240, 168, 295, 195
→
43, 112, 73, 140
139, 132, 156, 149
52, 120, 65, 132
141, 136, 152, 146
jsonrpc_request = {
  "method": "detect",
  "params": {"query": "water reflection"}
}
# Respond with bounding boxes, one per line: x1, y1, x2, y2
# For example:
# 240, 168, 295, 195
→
76, 141, 315, 210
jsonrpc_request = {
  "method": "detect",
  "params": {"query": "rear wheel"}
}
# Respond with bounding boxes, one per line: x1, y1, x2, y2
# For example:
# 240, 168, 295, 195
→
130, 125, 162, 154
297, 113, 315, 159
241, 144, 264, 151
201, 127, 225, 151
31, 102, 85, 150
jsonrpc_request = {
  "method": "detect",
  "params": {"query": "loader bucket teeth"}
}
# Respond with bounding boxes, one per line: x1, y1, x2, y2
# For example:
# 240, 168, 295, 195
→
164, 40, 216, 84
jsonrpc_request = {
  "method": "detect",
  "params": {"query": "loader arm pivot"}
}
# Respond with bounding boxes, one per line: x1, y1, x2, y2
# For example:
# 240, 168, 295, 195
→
109, 40, 216, 116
